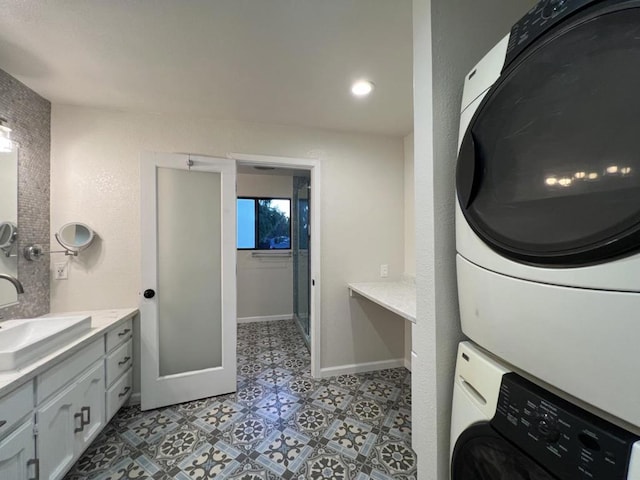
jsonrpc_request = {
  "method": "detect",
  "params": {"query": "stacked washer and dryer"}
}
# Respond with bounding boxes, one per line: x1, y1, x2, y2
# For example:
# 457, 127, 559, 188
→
451, 0, 640, 478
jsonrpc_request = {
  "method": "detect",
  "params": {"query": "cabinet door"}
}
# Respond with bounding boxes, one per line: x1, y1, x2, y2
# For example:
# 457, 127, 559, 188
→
74, 362, 105, 453
37, 382, 78, 480
0, 419, 36, 480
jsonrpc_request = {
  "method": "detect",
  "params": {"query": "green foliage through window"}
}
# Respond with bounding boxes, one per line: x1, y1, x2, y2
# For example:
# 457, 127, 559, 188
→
237, 197, 291, 249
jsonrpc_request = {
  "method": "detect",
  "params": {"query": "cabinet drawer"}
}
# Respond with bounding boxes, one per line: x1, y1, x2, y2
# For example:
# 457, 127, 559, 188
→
0, 381, 33, 438
38, 339, 103, 403
106, 340, 132, 386
106, 319, 132, 352
106, 368, 132, 421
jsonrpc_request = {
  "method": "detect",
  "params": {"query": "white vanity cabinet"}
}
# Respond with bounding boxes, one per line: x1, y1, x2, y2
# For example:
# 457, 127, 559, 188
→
37, 362, 106, 480
37, 380, 79, 480
0, 419, 36, 479
0, 311, 137, 480
105, 318, 133, 421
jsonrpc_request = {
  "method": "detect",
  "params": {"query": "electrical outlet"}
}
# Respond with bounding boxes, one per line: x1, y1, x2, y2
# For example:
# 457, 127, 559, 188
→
54, 262, 68, 280
380, 264, 389, 278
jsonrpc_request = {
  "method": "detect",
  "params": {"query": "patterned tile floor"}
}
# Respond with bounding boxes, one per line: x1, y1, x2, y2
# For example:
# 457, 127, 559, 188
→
65, 320, 415, 480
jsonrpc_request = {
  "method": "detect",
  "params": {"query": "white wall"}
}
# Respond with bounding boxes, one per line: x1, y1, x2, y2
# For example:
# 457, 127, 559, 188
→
404, 132, 415, 278
403, 132, 415, 369
237, 173, 293, 320
412, 0, 536, 479
50, 106, 406, 381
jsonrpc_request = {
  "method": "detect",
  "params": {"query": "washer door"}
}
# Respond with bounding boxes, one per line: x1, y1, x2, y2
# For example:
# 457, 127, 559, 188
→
451, 423, 557, 480
457, 1, 640, 267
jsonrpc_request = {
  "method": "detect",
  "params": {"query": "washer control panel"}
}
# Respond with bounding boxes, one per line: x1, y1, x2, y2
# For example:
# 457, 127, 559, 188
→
492, 373, 639, 479
504, 0, 595, 70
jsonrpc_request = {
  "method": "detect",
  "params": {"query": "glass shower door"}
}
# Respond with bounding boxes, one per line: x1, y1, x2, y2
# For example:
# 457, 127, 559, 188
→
293, 176, 310, 345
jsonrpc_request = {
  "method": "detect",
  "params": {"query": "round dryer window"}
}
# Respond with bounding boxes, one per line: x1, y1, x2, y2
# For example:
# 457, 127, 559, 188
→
457, 1, 640, 267
451, 423, 556, 480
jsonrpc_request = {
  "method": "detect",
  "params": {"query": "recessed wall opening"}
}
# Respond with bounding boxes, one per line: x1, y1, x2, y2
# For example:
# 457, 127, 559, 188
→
236, 164, 312, 349
233, 154, 321, 378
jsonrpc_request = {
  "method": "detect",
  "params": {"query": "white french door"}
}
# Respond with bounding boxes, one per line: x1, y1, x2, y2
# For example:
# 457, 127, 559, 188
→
140, 152, 236, 410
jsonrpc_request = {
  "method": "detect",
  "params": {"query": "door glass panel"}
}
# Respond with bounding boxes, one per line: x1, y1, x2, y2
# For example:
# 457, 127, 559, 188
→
293, 176, 310, 341
453, 435, 555, 480
466, 9, 640, 257
157, 167, 222, 376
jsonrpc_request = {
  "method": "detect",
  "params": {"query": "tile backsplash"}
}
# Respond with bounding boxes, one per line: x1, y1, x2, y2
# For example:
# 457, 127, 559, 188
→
0, 69, 51, 318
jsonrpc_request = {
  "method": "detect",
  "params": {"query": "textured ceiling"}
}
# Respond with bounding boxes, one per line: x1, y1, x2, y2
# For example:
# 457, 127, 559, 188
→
0, 0, 413, 136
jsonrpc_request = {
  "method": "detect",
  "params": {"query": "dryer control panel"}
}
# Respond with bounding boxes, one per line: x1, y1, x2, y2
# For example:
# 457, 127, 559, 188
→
492, 373, 639, 479
505, 0, 595, 70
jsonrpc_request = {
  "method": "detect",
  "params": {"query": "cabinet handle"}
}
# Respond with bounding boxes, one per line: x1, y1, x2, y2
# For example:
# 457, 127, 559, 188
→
118, 328, 131, 337
119, 386, 131, 398
81, 406, 91, 426
0, 420, 6, 428
27, 458, 40, 480
74, 412, 84, 433
118, 356, 131, 366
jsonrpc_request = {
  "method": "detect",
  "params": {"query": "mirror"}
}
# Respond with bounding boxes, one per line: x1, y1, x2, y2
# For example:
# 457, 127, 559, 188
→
0, 148, 18, 307
55, 222, 97, 255
0, 222, 17, 256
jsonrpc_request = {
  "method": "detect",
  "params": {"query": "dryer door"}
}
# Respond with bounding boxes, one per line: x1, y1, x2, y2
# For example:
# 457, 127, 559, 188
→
456, 1, 640, 267
451, 423, 557, 480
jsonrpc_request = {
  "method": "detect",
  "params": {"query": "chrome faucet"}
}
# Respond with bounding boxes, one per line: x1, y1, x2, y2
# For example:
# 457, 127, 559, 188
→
0, 273, 24, 294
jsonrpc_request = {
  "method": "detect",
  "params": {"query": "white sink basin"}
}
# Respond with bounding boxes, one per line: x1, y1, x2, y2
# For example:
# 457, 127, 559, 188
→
0, 315, 92, 371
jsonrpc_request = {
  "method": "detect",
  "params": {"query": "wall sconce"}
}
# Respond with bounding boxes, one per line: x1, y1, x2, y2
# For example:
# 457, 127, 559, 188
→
0, 118, 13, 153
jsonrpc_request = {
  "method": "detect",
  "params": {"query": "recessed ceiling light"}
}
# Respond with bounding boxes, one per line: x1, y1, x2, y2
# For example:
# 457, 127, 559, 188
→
351, 80, 375, 97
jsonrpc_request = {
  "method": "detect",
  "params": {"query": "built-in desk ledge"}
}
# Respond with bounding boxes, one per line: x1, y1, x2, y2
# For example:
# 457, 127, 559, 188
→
348, 279, 416, 323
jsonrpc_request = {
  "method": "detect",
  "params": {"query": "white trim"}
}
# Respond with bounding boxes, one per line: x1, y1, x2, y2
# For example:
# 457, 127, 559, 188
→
404, 356, 412, 372
237, 314, 293, 324
230, 152, 322, 379
127, 392, 141, 406
319, 358, 405, 378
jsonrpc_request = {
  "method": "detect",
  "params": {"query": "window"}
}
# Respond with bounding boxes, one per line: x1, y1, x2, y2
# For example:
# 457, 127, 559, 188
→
237, 197, 291, 249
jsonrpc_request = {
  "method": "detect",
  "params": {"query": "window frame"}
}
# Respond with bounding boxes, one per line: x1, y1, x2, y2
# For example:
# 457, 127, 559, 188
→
236, 196, 292, 250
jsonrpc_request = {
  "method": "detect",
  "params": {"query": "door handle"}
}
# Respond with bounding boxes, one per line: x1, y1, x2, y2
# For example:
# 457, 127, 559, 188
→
143, 289, 155, 299
74, 412, 84, 433
27, 458, 40, 480
118, 328, 131, 337
81, 406, 91, 426
119, 386, 131, 398
118, 356, 131, 366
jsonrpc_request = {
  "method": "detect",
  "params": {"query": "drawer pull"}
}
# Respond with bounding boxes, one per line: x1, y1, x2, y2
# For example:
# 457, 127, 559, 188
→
81, 406, 91, 426
118, 328, 131, 337
27, 458, 40, 480
118, 356, 131, 366
74, 412, 84, 433
0, 420, 6, 428
119, 386, 131, 398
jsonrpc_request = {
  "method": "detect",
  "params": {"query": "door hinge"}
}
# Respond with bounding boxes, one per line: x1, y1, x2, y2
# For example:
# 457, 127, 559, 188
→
32, 424, 38, 436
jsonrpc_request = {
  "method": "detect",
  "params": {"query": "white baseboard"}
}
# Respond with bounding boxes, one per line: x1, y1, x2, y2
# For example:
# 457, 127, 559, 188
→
128, 392, 141, 406
237, 314, 293, 324
404, 356, 412, 372
319, 358, 405, 378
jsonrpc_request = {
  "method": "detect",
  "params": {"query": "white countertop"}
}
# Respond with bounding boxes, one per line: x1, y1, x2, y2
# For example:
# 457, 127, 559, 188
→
348, 281, 416, 323
0, 308, 138, 397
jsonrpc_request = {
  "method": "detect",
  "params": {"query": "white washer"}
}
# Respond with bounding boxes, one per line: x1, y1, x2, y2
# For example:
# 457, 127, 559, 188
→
451, 341, 640, 480
455, 0, 640, 428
